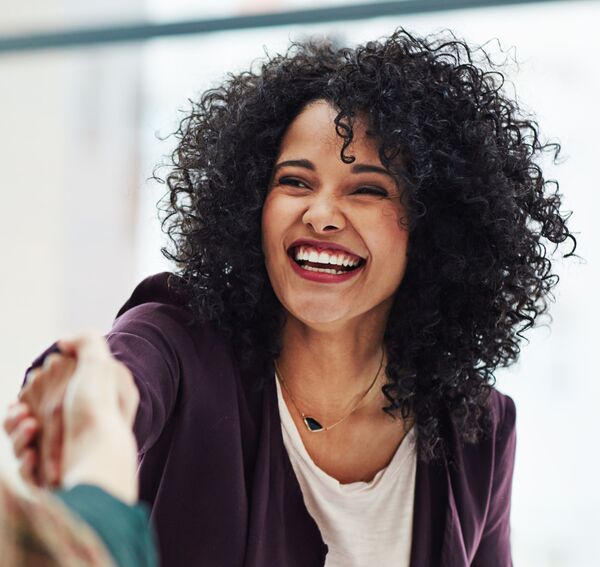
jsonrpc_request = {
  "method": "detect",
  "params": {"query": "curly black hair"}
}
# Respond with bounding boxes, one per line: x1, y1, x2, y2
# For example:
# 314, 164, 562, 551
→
158, 29, 576, 462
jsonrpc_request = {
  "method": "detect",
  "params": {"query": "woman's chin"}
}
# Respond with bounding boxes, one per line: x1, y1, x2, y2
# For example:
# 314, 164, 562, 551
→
284, 302, 355, 329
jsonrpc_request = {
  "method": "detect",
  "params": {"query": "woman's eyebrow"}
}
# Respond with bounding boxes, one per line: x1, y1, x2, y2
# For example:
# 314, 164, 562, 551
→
273, 159, 392, 177
350, 163, 392, 177
273, 159, 315, 173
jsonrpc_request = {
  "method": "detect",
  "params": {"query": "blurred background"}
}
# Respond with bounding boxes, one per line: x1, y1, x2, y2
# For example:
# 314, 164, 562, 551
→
0, 0, 598, 565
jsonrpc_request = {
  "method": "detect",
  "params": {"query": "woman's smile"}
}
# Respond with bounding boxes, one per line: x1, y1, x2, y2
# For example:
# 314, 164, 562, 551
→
287, 249, 366, 283
286, 239, 366, 283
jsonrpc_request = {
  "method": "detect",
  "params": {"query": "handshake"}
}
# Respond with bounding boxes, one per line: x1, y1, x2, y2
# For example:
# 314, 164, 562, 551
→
3, 331, 140, 504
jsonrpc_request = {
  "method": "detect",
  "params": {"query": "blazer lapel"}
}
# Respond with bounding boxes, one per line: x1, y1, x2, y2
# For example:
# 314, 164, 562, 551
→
409, 452, 447, 566
244, 371, 328, 567
409, 451, 470, 567
440, 466, 470, 566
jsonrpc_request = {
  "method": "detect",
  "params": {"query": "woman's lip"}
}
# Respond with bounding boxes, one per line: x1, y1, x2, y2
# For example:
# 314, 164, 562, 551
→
287, 255, 364, 283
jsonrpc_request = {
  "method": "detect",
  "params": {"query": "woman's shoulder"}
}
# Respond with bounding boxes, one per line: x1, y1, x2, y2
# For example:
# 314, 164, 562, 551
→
114, 272, 193, 323
108, 272, 235, 376
485, 387, 517, 437
447, 386, 517, 474
112, 272, 221, 342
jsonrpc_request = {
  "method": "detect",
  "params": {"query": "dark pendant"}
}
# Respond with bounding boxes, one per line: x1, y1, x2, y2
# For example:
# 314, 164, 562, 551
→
303, 416, 324, 432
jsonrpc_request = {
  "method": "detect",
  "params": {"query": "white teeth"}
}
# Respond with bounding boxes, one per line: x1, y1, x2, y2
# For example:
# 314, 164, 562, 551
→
318, 251, 330, 264
292, 245, 362, 268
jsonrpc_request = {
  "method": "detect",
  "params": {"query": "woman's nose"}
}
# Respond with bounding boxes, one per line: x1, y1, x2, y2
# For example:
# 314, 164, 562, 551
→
301, 195, 346, 233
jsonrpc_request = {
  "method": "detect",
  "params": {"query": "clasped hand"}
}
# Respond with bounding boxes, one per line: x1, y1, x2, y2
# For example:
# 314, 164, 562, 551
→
3, 332, 140, 504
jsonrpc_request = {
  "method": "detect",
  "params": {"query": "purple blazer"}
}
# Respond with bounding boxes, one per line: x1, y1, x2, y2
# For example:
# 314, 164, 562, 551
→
27, 272, 516, 566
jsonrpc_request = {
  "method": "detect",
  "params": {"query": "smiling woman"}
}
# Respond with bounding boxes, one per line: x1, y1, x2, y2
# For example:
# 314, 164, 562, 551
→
9, 28, 575, 567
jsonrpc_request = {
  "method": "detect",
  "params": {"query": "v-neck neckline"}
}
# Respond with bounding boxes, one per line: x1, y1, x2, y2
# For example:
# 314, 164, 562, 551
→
265, 371, 458, 567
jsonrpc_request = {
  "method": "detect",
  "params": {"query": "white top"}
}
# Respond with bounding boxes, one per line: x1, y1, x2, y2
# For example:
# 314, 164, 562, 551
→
275, 377, 417, 567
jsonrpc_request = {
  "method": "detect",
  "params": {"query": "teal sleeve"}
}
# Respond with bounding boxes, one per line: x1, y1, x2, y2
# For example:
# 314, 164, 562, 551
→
54, 484, 158, 567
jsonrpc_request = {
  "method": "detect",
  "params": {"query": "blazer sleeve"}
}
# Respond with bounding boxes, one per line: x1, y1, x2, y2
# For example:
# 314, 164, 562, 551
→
105, 302, 185, 455
471, 393, 517, 566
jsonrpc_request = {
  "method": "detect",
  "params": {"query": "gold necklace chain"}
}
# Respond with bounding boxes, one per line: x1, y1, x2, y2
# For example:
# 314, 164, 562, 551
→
274, 347, 385, 433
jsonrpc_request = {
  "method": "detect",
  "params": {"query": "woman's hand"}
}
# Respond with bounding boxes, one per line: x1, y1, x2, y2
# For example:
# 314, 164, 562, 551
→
3, 353, 76, 486
3, 400, 43, 484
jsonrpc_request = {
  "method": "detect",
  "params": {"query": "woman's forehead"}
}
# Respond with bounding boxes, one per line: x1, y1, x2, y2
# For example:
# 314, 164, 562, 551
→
277, 100, 382, 166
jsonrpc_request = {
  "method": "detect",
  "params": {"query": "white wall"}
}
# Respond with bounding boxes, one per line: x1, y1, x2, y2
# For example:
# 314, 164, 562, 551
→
0, 0, 144, 483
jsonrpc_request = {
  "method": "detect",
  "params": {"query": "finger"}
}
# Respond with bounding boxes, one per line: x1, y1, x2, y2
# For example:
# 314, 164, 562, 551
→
47, 410, 64, 487
40, 404, 64, 487
19, 448, 39, 485
10, 416, 39, 457
21, 355, 77, 418
3, 402, 32, 435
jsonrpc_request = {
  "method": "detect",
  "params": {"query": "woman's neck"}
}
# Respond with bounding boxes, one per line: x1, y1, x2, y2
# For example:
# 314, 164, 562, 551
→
276, 315, 388, 418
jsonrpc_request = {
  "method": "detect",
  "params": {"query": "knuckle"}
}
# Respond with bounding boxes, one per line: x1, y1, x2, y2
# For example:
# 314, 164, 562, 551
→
43, 353, 62, 371
2, 412, 17, 433
21, 416, 36, 432
13, 420, 35, 447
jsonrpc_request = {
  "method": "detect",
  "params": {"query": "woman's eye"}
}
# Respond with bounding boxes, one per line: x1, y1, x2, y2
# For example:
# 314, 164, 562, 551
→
354, 186, 389, 197
279, 177, 309, 189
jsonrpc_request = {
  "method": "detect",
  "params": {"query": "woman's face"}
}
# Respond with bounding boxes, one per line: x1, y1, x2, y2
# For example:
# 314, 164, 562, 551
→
261, 100, 409, 330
